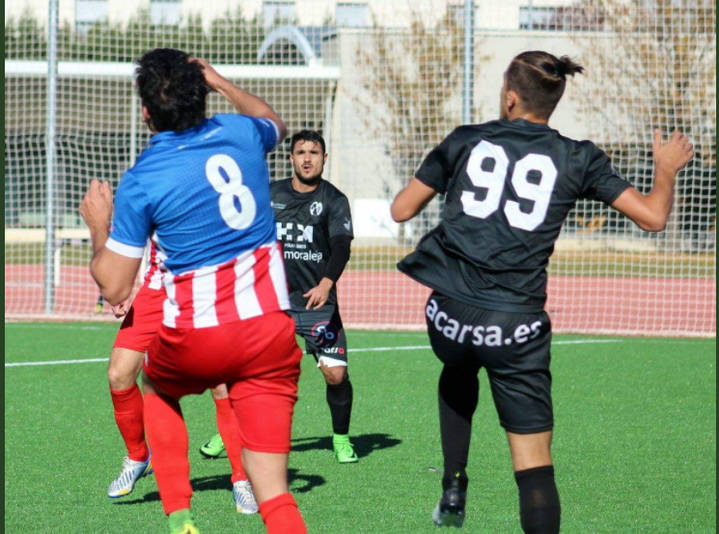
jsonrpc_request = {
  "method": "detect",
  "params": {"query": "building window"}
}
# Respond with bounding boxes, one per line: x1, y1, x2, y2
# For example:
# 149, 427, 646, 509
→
519, 6, 558, 30
519, 5, 605, 31
75, 0, 108, 31
336, 2, 370, 27
263, 1, 297, 28
150, 0, 181, 26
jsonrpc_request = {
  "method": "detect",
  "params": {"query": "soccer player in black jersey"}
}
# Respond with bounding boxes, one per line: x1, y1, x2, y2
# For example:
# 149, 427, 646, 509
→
391, 51, 693, 532
272, 130, 357, 463
200, 130, 358, 463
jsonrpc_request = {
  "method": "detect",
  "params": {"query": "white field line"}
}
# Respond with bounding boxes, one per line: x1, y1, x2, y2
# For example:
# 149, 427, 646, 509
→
5, 338, 622, 368
5, 324, 110, 330
5, 357, 110, 367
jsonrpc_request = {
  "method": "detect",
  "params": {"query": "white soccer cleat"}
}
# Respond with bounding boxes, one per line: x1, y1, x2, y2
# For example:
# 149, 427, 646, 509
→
232, 479, 259, 514
107, 454, 153, 498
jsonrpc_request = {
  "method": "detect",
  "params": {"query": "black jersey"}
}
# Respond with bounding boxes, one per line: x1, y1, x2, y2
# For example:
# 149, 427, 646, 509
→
271, 178, 354, 310
398, 118, 632, 313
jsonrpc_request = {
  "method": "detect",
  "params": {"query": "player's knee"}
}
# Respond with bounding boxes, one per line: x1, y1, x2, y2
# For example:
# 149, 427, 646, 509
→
321, 366, 347, 385
107, 365, 137, 390
108, 349, 143, 390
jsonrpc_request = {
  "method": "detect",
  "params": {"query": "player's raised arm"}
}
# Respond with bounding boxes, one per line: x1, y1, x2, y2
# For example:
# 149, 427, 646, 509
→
192, 57, 287, 142
611, 129, 693, 232
391, 177, 438, 222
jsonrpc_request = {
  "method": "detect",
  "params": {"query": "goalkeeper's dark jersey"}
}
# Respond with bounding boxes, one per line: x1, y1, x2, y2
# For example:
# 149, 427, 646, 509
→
398, 118, 632, 313
271, 178, 353, 310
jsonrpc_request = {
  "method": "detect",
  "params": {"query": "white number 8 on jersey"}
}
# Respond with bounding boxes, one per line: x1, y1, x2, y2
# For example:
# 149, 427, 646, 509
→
205, 153, 257, 230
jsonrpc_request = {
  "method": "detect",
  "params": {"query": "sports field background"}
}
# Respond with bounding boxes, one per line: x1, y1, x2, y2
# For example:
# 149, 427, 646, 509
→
4, 323, 715, 533
5, 256, 716, 335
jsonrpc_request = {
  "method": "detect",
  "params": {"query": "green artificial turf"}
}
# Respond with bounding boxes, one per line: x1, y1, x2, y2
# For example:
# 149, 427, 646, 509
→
4, 324, 716, 533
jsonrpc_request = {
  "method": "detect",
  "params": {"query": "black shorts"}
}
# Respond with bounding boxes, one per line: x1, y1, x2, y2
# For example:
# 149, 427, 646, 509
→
289, 304, 348, 366
425, 292, 553, 434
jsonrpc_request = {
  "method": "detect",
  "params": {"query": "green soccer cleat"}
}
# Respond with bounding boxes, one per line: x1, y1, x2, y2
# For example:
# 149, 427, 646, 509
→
94, 295, 104, 314
170, 523, 199, 534
168, 509, 200, 534
199, 433, 225, 458
332, 433, 358, 463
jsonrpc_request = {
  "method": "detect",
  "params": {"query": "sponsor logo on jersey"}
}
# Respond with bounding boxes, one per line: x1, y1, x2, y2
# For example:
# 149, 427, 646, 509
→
276, 222, 314, 243
343, 218, 351, 231
310, 201, 323, 216
311, 320, 339, 347
425, 298, 543, 346
271, 201, 286, 210
319, 345, 345, 355
284, 249, 323, 262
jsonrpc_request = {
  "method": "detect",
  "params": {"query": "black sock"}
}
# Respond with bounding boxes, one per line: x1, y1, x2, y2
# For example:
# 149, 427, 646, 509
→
514, 465, 561, 534
326, 377, 353, 435
438, 364, 478, 489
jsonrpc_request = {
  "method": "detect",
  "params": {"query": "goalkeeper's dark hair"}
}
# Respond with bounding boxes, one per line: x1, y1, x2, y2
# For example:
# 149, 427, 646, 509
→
290, 130, 326, 154
505, 51, 584, 119
135, 48, 209, 133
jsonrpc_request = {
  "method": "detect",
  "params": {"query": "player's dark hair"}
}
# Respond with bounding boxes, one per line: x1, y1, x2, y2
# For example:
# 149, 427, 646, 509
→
505, 51, 584, 119
290, 130, 326, 154
135, 48, 209, 133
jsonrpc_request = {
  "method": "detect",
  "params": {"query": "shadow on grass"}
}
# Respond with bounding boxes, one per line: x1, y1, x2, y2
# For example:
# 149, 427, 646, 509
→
288, 468, 326, 493
112, 469, 326, 505
291, 432, 402, 458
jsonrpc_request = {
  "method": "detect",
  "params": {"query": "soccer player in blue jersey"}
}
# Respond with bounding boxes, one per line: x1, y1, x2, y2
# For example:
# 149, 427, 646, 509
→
80, 49, 307, 534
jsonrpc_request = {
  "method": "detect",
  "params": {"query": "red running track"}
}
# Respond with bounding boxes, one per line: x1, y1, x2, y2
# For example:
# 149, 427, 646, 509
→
5, 265, 715, 336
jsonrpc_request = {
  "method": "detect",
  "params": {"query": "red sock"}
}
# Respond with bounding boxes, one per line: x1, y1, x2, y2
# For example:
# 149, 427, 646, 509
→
110, 384, 148, 462
259, 493, 307, 534
143, 392, 192, 515
214, 397, 246, 482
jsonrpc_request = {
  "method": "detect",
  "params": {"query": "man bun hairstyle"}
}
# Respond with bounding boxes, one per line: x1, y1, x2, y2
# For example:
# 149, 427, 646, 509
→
555, 55, 584, 78
135, 48, 209, 133
290, 129, 326, 154
505, 51, 584, 119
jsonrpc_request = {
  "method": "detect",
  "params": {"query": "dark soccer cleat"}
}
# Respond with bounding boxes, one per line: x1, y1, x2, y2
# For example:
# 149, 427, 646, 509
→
432, 477, 467, 528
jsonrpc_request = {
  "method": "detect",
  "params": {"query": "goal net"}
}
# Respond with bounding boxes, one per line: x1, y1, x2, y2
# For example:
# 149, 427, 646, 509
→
4, 0, 715, 336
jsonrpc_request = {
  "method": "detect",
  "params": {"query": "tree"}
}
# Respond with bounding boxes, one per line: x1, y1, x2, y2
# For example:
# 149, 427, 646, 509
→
352, 5, 487, 245
5, 8, 265, 64
568, 0, 715, 249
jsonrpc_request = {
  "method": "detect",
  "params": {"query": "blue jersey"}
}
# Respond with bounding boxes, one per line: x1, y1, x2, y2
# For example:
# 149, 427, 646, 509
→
107, 113, 279, 274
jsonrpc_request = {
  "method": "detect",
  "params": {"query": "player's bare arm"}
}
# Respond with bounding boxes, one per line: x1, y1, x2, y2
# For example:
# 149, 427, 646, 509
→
192, 57, 287, 141
391, 177, 438, 222
303, 277, 334, 310
80, 179, 141, 304
611, 129, 693, 232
